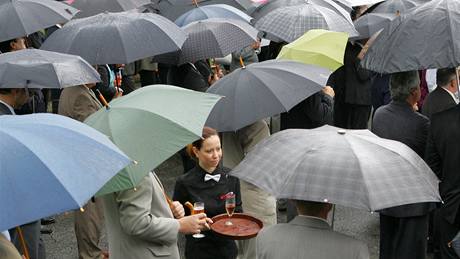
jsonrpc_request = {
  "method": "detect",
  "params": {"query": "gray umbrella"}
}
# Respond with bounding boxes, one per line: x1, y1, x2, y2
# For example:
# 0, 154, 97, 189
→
152, 0, 258, 21
370, 0, 429, 14
255, 3, 358, 43
40, 12, 186, 65
174, 4, 252, 27
230, 126, 441, 211
353, 13, 396, 40
205, 60, 331, 131
361, 0, 460, 73
155, 18, 258, 64
0, 0, 78, 42
0, 49, 100, 89
251, 0, 352, 24
71, 0, 150, 18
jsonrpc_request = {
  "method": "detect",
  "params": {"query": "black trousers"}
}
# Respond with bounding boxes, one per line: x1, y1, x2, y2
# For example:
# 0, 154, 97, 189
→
435, 208, 460, 259
334, 102, 372, 129
379, 214, 429, 259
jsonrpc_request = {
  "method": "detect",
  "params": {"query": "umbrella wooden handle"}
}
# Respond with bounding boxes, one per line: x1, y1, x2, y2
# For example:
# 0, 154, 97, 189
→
16, 226, 30, 259
184, 201, 194, 213
95, 89, 110, 109
239, 56, 245, 68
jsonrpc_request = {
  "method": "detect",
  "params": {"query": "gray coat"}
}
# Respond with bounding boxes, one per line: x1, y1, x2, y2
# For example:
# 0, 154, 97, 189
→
256, 216, 369, 259
102, 173, 180, 259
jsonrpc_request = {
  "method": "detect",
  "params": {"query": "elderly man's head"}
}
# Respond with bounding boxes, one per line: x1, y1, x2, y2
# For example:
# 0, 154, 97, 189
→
390, 71, 421, 104
436, 68, 458, 94
295, 200, 333, 219
0, 88, 30, 108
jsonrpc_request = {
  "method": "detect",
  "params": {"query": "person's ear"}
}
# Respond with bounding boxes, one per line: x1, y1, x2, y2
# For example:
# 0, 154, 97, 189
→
192, 146, 199, 158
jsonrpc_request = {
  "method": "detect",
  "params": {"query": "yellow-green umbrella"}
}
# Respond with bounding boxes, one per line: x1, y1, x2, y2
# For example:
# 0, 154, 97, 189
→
277, 29, 348, 71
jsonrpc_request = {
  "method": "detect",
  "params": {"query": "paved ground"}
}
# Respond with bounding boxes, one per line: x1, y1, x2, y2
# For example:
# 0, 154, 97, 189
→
43, 153, 381, 259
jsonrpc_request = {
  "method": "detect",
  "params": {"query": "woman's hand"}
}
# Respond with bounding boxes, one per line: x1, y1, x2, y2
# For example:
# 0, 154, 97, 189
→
178, 213, 214, 235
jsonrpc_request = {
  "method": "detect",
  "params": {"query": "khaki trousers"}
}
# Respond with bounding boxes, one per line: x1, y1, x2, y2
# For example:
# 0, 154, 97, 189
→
74, 198, 104, 259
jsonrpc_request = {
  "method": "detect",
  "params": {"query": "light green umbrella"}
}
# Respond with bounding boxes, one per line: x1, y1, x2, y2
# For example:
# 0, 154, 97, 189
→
277, 29, 348, 71
85, 85, 222, 196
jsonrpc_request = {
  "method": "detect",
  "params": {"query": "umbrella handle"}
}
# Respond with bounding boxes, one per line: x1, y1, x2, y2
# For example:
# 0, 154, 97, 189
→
95, 89, 110, 109
16, 226, 30, 259
192, 0, 199, 7
239, 56, 245, 68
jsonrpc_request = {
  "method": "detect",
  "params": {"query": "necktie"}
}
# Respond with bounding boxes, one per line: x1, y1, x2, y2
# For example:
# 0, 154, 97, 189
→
204, 174, 221, 182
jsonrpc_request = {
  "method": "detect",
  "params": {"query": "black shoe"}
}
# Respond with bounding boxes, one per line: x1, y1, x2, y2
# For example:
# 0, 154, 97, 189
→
41, 217, 55, 225
40, 227, 53, 235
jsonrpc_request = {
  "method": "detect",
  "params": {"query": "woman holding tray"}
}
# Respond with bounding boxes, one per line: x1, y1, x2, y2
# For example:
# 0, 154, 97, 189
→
173, 127, 242, 259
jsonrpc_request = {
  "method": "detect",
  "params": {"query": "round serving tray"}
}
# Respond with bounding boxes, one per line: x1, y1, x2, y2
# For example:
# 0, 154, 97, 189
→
210, 213, 263, 240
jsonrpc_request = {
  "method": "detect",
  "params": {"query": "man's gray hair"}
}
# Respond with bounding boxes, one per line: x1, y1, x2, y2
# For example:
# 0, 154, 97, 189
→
390, 71, 420, 102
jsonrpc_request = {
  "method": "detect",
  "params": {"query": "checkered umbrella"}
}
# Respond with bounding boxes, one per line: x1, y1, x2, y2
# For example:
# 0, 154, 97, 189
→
174, 4, 252, 27
230, 126, 441, 211
255, 3, 358, 43
369, 0, 429, 14
70, 0, 150, 18
154, 18, 258, 64
353, 13, 396, 40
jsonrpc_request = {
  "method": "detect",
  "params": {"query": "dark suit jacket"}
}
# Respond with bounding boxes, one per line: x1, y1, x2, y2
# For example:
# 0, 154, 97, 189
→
166, 63, 208, 92
372, 101, 435, 217
425, 104, 460, 224
280, 92, 334, 130
422, 87, 457, 119
0, 102, 13, 115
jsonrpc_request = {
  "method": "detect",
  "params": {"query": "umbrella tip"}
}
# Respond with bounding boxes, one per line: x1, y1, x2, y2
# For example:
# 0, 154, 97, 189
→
323, 198, 329, 203
133, 187, 137, 191
80, 207, 85, 212
133, 160, 138, 165
337, 129, 346, 135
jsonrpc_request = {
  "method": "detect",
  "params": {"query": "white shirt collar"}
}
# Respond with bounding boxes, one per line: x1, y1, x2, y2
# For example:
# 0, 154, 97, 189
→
0, 99, 15, 114
441, 87, 459, 104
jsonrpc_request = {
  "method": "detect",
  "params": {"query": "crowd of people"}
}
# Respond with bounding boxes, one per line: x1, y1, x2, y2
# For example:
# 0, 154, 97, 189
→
1, 1, 460, 259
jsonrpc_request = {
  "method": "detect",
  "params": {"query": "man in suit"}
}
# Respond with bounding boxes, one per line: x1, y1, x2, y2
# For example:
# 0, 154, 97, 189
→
102, 172, 212, 259
422, 68, 459, 119
0, 88, 46, 259
256, 200, 369, 259
372, 71, 435, 259
58, 84, 107, 259
426, 104, 460, 259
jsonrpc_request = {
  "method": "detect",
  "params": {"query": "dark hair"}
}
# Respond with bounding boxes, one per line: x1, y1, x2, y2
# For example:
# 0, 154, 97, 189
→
436, 68, 457, 87
186, 127, 218, 159
0, 39, 16, 53
295, 200, 331, 216
0, 88, 13, 94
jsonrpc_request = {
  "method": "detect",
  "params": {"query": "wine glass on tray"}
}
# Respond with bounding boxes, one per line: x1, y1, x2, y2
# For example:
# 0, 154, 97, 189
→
225, 194, 236, 226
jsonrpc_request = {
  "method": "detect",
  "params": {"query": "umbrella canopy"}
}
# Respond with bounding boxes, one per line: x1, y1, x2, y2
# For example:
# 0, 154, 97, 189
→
70, 0, 150, 18
205, 60, 331, 131
40, 12, 186, 65
174, 4, 252, 27
251, 0, 352, 24
353, 13, 397, 40
0, 113, 131, 231
153, 0, 259, 21
361, 0, 460, 73
370, 0, 428, 14
155, 18, 259, 64
255, 3, 358, 43
85, 85, 222, 196
0, 0, 78, 42
334, 0, 384, 7
230, 126, 441, 211
277, 29, 348, 71
0, 49, 100, 89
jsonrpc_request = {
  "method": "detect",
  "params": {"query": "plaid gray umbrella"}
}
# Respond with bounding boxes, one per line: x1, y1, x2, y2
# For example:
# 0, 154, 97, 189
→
370, 0, 429, 14
352, 13, 396, 40
205, 60, 331, 131
0, 49, 100, 89
361, 0, 460, 73
230, 126, 441, 211
71, 0, 150, 18
255, 3, 358, 43
0, 0, 78, 42
41, 12, 186, 65
155, 18, 258, 64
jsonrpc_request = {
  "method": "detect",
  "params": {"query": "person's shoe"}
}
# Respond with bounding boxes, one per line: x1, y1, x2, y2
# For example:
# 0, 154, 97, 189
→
40, 227, 53, 235
41, 217, 56, 225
